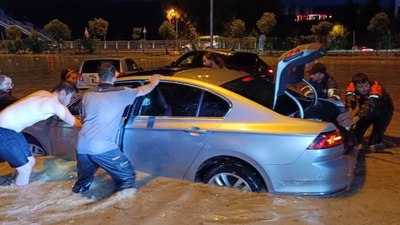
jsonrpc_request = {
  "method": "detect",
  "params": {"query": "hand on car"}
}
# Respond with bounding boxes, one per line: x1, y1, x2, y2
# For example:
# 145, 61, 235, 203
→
149, 74, 162, 85
337, 109, 359, 129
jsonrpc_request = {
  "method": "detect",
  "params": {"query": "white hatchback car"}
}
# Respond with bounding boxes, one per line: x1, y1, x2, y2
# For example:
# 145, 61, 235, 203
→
77, 57, 142, 89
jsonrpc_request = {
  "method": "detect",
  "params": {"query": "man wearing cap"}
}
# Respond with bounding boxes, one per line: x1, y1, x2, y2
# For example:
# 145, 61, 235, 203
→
301, 62, 342, 100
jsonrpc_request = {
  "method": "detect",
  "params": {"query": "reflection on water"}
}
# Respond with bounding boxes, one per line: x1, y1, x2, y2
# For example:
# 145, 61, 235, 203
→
0, 55, 84, 99
0, 54, 175, 99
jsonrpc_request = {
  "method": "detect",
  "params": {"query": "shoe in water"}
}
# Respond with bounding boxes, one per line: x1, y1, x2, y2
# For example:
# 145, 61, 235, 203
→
368, 142, 385, 153
72, 182, 91, 194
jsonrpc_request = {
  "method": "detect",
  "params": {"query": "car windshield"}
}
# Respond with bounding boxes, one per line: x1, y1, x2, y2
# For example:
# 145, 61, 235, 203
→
82, 60, 120, 73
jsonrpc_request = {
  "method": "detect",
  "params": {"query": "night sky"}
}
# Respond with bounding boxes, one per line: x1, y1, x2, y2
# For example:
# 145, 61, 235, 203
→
282, 0, 391, 7
0, 0, 394, 40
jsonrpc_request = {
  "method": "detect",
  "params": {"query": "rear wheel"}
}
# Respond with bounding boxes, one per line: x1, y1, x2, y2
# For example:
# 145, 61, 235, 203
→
202, 162, 266, 192
25, 136, 46, 157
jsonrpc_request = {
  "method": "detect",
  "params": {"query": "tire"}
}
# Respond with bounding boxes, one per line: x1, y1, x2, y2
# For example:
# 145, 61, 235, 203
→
25, 136, 46, 157
202, 162, 266, 192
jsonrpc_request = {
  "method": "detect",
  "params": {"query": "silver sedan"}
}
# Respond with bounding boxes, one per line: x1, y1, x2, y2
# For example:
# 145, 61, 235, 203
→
23, 66, 357, 195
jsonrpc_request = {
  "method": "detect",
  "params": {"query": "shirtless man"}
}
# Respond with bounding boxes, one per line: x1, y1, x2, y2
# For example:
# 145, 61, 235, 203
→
0, 81, 82, 186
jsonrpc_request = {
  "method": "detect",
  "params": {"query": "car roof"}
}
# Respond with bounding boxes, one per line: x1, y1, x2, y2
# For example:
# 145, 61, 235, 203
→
118, 68, 248, 86
82, 57, 130, 61
190, 49, 258, 57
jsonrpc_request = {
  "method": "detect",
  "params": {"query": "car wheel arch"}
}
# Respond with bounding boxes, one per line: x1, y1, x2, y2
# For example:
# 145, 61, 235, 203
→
23, 133, 48, 157
194, 156, 268, 192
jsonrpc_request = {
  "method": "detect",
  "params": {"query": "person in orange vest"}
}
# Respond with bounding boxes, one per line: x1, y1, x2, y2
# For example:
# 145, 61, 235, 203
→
345, 73, 394, 152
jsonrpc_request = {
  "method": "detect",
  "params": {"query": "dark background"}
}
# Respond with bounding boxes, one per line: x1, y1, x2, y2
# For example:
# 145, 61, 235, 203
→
0, 0, 396, 48
0, 0, 163, 40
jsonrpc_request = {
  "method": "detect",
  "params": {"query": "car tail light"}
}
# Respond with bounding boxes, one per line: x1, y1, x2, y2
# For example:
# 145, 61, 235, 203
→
306, 129, 343, 150
267, 68, 274, 75
77, 73, 83, 81
242, 76, 254, 82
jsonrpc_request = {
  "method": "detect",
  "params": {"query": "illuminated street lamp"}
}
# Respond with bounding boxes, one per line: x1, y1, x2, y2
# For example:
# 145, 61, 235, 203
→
332, 24, 344, 36
166, 8, 180, 37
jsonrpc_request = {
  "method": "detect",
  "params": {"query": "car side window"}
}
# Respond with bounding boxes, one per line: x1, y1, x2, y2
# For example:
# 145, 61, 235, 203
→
139, 82, 229, 117
177, 54, 196, 67
68, 96, 83, 116
126, 58, 138, 71
199, 91, 230, 117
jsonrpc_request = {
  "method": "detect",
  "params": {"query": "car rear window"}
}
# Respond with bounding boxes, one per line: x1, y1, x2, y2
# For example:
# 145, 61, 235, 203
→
221, 76, 275, 109
82, 60, 120, 73
225, 54, 259, 66
222, 76, 313, 116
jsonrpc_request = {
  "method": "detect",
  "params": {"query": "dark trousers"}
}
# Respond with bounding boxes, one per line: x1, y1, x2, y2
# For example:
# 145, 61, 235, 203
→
354, 107, 393, 145
74, 149, 136, 192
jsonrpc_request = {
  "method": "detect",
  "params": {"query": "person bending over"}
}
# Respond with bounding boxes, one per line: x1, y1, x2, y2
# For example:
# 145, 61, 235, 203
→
72, 62, 161, 194
345, 72, 394, 152
0, 82, 82, 186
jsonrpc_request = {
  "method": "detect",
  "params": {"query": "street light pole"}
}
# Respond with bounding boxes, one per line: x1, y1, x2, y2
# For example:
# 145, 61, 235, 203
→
210, 0, 214, 48
175, 19, 178, 38
167, 9, 180, 38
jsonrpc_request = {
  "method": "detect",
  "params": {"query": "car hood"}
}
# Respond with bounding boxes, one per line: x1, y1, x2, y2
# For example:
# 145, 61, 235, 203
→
273, 43, 326, 109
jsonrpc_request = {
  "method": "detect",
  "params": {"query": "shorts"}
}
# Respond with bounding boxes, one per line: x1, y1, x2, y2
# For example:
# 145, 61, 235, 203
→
0, 127, 31, 168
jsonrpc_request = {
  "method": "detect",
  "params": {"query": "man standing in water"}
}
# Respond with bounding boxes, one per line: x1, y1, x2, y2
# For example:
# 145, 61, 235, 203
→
0, 82, 82, 186
72, 62, 161, 194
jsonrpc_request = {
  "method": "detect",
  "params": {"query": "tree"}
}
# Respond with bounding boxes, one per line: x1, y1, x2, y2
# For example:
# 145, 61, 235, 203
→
256, 12, 276, 35
24, 30, 44, 53
43, 19, 71, 53
367, 12, 390, 49
5, 25, 22, 40
256, 12, 276, 52
5, 26, 23, 53
88, 18, 109, 42
159, 21, 177, 54
229, 19, 246, 49
132, 27, 142, 40
186, 24, 199, 51
329, 23, 350, 49
230, 19, 246, 38
311, 21, 333, 46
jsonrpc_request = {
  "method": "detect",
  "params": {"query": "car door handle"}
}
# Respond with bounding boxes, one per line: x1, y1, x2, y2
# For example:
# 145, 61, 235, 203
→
183, 127, 207, 135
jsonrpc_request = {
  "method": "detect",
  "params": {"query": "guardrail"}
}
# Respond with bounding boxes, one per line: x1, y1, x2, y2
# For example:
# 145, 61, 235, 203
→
59, 40, 400, 56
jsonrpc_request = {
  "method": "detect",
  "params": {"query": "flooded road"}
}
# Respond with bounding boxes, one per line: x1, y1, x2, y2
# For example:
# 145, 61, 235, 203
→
0, 54, 174, 99
1, 54, 400, 225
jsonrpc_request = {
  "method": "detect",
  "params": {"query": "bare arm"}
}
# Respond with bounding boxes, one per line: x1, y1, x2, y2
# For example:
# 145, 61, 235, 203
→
55, 104, 82, 128
136, 74, 162, 97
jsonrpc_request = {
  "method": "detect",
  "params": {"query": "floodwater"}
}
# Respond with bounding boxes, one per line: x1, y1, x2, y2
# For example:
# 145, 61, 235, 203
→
1, 54, 400, 225
0, 54, 174, 99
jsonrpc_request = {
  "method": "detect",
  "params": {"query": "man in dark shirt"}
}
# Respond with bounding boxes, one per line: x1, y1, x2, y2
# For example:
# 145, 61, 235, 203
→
301, 63, 341, 100
345, 72, 394, 152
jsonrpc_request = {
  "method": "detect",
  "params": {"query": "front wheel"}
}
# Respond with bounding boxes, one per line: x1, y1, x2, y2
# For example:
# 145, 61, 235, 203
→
25, 136, 46, 157
202, 163, 266, 192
